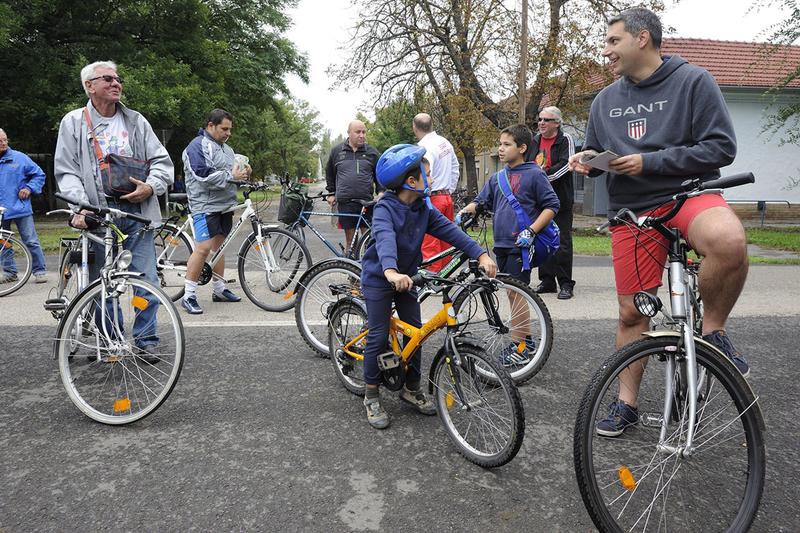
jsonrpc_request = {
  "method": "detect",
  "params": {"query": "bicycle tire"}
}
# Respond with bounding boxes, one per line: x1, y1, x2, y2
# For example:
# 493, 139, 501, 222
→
56, 248, 81, 305
573, 336, 765, 532
0, 234, 32, 297
452, 276, 553, 384
154, 223, 194, 302
353, 227, 372, 261
295, 259, 362, 356
237, 226, 311, 312
54, 275, 185, 425
432, 343, 525, 467
328, 299, 368, 396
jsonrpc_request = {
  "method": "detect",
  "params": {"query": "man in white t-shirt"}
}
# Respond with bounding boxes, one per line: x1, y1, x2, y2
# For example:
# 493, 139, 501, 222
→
412, 113, 460, 272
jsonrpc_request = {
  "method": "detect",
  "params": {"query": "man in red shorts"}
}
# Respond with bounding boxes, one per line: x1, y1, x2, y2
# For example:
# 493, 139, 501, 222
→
570, 7, 749, 437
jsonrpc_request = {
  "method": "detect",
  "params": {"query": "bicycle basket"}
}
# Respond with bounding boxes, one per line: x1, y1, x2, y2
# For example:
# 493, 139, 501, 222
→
278, 183, 312, 225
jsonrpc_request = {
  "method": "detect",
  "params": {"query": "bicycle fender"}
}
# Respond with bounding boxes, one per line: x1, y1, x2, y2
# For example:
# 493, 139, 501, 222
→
327, 295, 367, 320
296, 257, 362, 289
642, 330, 761, 402
426, 335, 485, 395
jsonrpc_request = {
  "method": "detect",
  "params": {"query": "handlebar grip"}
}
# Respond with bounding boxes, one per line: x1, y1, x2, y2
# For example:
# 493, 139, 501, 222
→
55, 192, 81, 205
410, 273, 427, 287
700, 172, 755, 191
229, 180, 250, 187
125, 212, 152, 224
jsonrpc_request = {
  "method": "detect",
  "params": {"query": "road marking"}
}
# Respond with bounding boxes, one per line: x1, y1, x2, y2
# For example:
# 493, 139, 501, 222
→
183, 320, 323, 327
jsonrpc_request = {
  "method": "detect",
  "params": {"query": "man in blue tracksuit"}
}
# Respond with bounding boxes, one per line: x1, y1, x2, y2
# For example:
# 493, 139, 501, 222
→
359, 144, 497, 429
0, 128, 48, 283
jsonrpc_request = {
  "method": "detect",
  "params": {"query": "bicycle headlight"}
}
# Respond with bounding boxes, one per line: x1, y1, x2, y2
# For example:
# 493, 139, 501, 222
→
116, 250, 133, 270
633, 291, 662, 318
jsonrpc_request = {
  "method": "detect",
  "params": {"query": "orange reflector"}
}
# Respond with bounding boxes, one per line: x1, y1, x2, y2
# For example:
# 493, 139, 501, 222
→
132, 296, 149, 311
618, 465, 637, 491
254, 244, 262, 251
283, 290, 295, 300
167, 237, 180, 247
0, 239, 11, 249
517, 340, 527, 353
113, 398, 131, 412
445, 391, 454, 410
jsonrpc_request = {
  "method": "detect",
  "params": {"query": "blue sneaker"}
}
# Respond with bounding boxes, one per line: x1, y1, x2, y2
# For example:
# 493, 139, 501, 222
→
702, 330, 750, 378
212, 288, 242, 302
596, 400, 639, 437
181, 295, 203, 315
499, 337, 535, 366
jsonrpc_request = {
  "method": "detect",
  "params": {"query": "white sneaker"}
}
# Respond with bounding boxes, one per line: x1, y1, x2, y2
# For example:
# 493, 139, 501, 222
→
34, 273, 47, 284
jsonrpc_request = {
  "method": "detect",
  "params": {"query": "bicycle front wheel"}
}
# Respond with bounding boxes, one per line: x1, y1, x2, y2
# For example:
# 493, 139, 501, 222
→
154, 223, 193, 301
0, 234, 32, 297
55, 276, 185, 425
353, 227, 372, 261
432, 344, 525, 467
573, 336, 765, 532
295, 259, 362, 356
453, 276, 553, 384
237, 226, 311, 312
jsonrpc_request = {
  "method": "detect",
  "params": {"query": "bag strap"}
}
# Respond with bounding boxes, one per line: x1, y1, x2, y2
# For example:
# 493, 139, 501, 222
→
83, 107, 109, 174
496, 168, 533, 270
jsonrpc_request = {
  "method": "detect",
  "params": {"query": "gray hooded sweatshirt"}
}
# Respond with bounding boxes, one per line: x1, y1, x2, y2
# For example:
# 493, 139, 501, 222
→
584, 55, 737, 216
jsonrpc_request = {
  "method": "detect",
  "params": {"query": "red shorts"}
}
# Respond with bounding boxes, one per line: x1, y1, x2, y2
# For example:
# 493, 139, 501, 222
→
611, 193, 730, 295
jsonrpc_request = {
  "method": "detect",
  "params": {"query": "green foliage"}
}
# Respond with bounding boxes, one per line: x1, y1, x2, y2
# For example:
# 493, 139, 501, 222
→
747, 226, 800, 252
0, 0, 318, 180
366, 98, 417, 153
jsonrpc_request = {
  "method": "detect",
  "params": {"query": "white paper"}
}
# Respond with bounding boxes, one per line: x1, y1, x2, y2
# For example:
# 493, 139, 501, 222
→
579, 150, 621, 172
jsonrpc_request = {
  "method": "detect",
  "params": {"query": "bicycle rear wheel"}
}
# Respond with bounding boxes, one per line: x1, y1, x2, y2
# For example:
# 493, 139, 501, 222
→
453, 276, 553, 384
573, 336, 765, 532
154, 223, 193, 301
353, 227, 372, 260
295, 260, 362, 356
328, 299, 368, 396
0, 233, 32, 297
238, 226, 311, 312
54, 276, 185, 425
432, 344, 525, 467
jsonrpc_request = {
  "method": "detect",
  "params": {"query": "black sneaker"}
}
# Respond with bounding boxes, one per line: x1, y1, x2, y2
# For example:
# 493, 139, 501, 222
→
534, 281, 557, 294
702, 330, 750, 378
212, 288, 242, 302
596, 400, 639, 437
181, 295, 203, 314
0, 272, 19, 283
557, 285, 574, 300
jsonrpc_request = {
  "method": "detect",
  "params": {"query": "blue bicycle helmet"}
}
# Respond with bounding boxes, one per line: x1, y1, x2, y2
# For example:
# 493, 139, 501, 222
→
530, 220, 561, 267
376, 144, 431, 197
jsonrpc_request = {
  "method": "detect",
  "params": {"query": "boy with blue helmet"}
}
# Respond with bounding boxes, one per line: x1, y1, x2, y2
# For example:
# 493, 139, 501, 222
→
457, 124, 560, 365
360, 143, 497, 429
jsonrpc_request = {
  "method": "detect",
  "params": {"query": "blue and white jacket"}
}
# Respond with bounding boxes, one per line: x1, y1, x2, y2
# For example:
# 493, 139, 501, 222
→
0, 148, 46, 220
182, 129, 237, 214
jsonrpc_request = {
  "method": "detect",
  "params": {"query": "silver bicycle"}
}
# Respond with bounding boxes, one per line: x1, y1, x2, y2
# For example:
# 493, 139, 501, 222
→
0, 206, 33, 296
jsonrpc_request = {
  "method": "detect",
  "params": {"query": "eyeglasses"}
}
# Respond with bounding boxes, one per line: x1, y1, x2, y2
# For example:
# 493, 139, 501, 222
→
89, 75, 124, 84
538, 117, 557, 123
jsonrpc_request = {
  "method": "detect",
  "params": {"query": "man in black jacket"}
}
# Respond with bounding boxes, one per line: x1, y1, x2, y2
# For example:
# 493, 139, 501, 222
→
325, 120, 381, 254
526, 106, 576, 299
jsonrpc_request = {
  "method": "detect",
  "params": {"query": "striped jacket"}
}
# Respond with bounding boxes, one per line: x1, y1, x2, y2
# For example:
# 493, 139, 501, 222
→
528, 129, 575, 210
182, 129, 237, 214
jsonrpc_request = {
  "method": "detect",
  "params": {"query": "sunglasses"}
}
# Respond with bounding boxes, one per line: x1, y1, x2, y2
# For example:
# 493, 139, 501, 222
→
538, 117, 557, 123
89, 75, 124, 84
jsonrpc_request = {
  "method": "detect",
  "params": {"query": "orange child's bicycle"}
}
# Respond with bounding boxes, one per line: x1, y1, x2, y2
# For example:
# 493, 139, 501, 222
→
327, 261, 526, 468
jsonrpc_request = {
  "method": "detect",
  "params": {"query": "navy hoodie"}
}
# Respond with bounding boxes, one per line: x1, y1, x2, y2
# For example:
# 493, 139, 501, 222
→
474, 161, 560, 249
584, 55, 737, 216
361, 191, 485, 290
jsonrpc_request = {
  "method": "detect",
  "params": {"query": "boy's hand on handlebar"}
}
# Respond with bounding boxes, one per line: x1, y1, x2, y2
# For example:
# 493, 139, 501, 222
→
478, 253, 497, 278
385, 269, 413, 292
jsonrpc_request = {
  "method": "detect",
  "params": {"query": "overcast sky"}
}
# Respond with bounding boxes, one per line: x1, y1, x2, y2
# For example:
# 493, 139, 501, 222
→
284, 0, 791, 135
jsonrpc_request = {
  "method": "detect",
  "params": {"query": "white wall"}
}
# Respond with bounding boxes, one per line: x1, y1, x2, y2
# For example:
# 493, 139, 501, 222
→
722, 90, 800, 204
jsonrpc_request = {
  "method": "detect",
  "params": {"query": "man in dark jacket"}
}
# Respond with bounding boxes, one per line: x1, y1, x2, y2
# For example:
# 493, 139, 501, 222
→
527, 106, 576, 299
325, 120, 380, 254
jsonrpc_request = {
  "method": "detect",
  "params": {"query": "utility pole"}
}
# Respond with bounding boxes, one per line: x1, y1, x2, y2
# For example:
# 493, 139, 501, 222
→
518, 0, 529, 123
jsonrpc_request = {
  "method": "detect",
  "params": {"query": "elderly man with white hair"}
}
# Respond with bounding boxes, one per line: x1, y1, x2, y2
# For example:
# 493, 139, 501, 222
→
526, 105, 576, 299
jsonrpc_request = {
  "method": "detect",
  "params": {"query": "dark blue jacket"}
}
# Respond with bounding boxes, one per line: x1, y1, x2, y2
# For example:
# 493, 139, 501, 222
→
474, 161, 560, 249
0, 148, 46, 220
361, 191, 485, 289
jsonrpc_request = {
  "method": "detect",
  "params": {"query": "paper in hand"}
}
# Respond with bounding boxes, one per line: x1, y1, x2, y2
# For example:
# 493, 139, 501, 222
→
579, 150, 621, 172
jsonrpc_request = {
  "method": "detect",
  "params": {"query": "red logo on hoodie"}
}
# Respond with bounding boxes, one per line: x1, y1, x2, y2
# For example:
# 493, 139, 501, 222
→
628, 118, 646, 140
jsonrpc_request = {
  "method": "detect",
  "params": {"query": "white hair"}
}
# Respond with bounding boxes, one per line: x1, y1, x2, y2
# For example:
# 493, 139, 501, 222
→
80, 61, 118, 97
540, 106, 562, 123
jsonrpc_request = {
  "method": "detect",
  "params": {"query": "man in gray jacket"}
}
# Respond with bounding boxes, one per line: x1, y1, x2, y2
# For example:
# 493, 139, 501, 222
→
55, 60, 173, 361
180, 109, 249, 314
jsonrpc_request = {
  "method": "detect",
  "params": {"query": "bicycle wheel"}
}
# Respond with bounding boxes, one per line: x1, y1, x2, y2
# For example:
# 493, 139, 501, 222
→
237, 226, 311, 312
54, 275, 185, 425
0, 234, 32, 297
295, 260, 362, 356
154, 223, 193, 301
573, 336, 765, 532
353, 227, 372, 261
452, 276, 553, 384
328, 299, 368, 396
432, 343, 525, 467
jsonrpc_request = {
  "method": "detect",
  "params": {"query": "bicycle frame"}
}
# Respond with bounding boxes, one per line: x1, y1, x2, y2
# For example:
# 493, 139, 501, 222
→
293, 203, 371, 258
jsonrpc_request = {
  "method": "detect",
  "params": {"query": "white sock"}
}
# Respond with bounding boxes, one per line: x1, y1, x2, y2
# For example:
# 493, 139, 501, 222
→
212, 279, 226, 295
184, 280, 198, 299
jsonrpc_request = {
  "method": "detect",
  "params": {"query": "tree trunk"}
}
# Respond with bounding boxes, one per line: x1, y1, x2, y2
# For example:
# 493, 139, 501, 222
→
459, 142, 478, 196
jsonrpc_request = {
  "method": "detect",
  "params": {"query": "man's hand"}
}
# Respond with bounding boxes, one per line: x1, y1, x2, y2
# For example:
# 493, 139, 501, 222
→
120, 178, 154, 203
70, 209, 94, 229
327, 195, 336, 207
569, 150, 597, 175
608, 154, 644, 176
478, 253, 497, 278
455, 202, 478, 225
385, 269, 413, 292
233, 166, 248, 180
18, 188, 31, 200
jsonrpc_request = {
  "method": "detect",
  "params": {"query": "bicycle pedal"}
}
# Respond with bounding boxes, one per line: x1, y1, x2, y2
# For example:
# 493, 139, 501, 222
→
43, 298, 67, 311
377, 351, 400, 371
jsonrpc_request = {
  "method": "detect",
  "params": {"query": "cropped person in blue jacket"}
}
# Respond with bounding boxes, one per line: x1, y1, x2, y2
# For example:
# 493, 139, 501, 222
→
457, 124, 560, 366
359, 144, 497, 430
0, 128, 48, 283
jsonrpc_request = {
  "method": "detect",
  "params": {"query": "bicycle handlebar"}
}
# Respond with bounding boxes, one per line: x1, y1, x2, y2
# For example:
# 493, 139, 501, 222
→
55, 192, 152, 225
